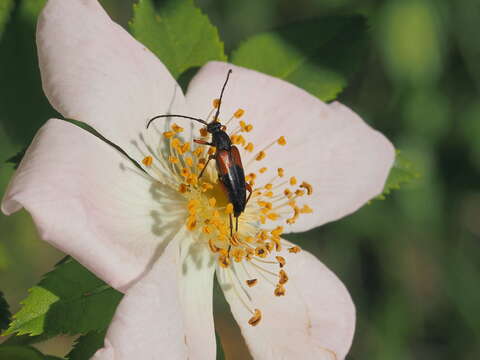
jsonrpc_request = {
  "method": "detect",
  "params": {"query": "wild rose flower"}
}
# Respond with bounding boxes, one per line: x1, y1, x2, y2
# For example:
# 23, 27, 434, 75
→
1, 0, 395, 359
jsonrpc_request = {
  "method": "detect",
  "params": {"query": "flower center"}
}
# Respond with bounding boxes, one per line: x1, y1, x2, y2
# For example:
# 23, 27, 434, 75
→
143, 99, 313, 326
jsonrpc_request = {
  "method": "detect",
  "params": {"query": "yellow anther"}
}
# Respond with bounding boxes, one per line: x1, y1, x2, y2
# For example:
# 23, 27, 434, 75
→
178, 183, 188, 193
300, 181, 313, 195
276, 256, 286, 268
265, 183, 273, 190
271, 226, 284, 237
260, 208, 270, 215
274, 284, 286, 296
163, 131, 175, 139
245, 236, 255, 243
277, 168, 285, 177
181, 168, 190, 177
185, 157, 194, 167
213, 210, 220, 218
186, 216, 197, 231
288, 246, 301, 253
239, 120, 247, 130
231, 248, 245, 262
171, 138, 181, 149
208, 238, 221, 253
248, 309, 262, 326
193, 147, 204, 158
267, 212, 279, 220
230, 233, 241, 247
259, 167, 267, 174
225, 203, 234, 214
300, 204, 313, 214
202, 225, 212, 234
234, 135, 245, 145
260, 215, 266, 224
142, 156, 153, 167
245, 142, 254, 152
295, 189, 305, 197
288, 200, 297, 208
201, 182, 214, 192
180, 143, 190, 154
171, 123, 184, 133
258, 201, 272, 210
234, 108, 245, 118
277, 136, 287, 146
245, 173, 256, 182
168, 156, 179, 164
290, 177, 297, 186
246, 248, 255, 260
264, 191, 274, 197
284, 188, 292, 198
208, 147, 216, 155
187, 199, 199, 211
208, 197, 217, 207
218, 254, 230, 268
198, 127, 208, 137
286, 206, 300, 224
246, 279, 258, 287
255, 245, 268, 258
245, 124, 253, 132
258, 230, 269, 241
272, 237, 282, 251
186, 174, 197, 185
213, 98, 220, 108
265, 241, 274, 252
255, 151, 266, 161
279, 269, 289, 284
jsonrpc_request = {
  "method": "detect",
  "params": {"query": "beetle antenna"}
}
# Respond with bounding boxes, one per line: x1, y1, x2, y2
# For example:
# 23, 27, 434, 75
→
212, 69, 233, 124
147, 114, 208, 129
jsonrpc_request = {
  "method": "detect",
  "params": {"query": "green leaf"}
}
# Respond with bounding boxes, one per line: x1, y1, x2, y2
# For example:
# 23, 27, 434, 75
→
379, 151, 419, 199
4, 258, 122, 337
0, 0, 14, 39
0, 0, 57, 146
130, 0, 227, 80
0, 345, 62, 360
0, 290, 12, 331
231, 16, 368, 101
66, 330, 106, 360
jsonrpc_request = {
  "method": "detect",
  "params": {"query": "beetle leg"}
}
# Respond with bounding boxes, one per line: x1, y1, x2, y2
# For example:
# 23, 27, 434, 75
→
245, 182, 253, 205
235, 216, 239, 232
198, 154, 216, 179
193, 139, 213, 146
229, 213, 233, 237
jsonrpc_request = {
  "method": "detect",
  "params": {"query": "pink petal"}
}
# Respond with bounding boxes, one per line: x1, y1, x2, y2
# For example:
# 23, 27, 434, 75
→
217, 243, 355, 360
1, 119, 186, 290
93, 231, 216, 360
186, 62, 395, 232
37, 0, 187, 164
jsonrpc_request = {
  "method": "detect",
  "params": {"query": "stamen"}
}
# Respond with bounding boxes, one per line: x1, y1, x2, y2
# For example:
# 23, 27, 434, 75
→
248, 309, 262, 326
246, 279, 258, 287
142, 156, 153, 167
279, 269, 289, 284
288, 246, 301, 253
276, 256, 286, 268
234, 109, 245, 118
274, 284, 286, 296
255, 151, 266, 161
277, 136, 287, 146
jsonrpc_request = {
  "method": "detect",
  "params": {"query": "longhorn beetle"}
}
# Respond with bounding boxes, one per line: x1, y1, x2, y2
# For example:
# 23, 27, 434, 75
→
147, 70, 253, 238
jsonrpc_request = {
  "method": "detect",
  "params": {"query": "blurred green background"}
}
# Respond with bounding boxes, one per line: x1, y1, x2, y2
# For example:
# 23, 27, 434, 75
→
1, 0, 479, 359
